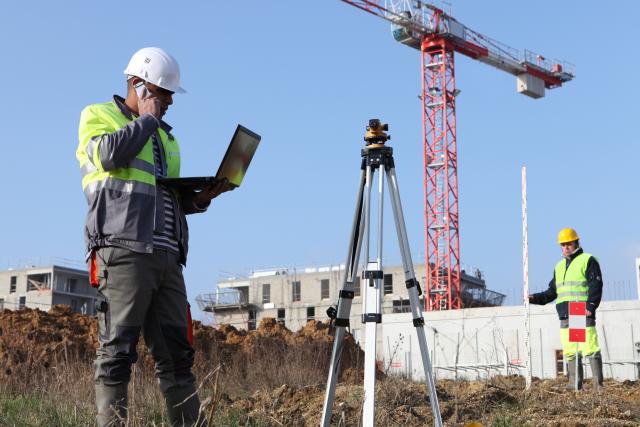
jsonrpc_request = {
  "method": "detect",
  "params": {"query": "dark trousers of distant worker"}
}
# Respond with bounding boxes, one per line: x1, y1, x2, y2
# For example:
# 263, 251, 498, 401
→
93, 247, 205, 427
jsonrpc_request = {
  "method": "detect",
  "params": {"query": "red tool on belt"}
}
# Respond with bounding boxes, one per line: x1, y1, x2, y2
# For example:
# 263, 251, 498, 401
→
187, 304, 193, 346
89, 250, 100, 288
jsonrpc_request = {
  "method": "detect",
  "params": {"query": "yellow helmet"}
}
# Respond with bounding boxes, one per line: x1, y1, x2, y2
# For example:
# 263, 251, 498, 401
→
557, 228, 579, 244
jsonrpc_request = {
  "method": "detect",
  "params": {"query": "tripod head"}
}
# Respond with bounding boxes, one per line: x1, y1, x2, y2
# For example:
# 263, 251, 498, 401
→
364, 119, 390, 146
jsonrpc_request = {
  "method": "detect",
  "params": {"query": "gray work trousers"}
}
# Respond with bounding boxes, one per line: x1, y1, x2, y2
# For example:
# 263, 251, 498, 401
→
93, 247, 203, 426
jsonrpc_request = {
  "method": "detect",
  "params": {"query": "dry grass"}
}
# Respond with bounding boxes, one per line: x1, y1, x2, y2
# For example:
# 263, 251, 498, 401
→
191, 333, 342, 396
2, 309, 639, 426
3, 354, 640, 426
0, 334, 346, 426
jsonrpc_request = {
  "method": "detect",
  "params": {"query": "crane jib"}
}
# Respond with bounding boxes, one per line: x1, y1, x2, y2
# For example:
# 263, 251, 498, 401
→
340, 0, 575, 84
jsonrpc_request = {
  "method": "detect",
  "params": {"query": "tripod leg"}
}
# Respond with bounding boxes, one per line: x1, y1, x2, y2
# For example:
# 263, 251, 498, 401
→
387, 167, 443, 427
320, 168, 368, 427
362, 164, 384, 427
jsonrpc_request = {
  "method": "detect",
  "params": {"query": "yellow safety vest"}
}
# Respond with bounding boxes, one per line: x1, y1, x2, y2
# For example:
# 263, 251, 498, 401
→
554, 253, 592, 304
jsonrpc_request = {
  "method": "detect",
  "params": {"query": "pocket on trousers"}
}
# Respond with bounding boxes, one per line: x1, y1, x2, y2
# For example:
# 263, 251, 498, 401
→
95, 300, 111, 341
96, 247, 118, 267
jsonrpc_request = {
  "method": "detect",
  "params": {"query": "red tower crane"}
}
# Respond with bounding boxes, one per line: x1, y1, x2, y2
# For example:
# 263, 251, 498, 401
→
340, 0, 575, 310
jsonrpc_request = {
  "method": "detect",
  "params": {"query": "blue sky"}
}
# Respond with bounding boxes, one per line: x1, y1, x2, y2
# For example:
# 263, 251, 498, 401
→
1, 1, 638, 317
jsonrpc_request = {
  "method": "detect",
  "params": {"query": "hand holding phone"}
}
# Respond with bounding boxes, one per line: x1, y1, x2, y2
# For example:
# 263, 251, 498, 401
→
135, 82, 162, 118
134, 81, 149, 99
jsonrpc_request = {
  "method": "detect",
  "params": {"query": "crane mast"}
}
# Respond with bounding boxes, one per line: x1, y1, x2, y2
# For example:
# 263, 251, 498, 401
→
341, 0, 574, 311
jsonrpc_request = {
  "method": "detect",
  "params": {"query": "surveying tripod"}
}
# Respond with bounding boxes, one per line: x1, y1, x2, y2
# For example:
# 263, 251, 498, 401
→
320, 120, 443, 427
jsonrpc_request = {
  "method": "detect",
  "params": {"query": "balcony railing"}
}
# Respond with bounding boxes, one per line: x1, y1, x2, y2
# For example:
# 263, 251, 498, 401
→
196, 290, 250, 312
461, 282, 506, 308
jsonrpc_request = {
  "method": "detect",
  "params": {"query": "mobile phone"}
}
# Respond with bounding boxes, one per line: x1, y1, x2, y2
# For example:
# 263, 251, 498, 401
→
134, 81, 148, 99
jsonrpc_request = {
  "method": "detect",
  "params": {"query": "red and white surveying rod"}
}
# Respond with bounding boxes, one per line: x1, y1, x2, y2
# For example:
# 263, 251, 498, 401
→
568, 301, 587, 390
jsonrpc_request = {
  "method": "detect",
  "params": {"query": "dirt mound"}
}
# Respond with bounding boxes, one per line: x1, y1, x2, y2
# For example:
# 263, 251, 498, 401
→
0, 307, 363, 388
0, 306, 97, 374
191, 317, 347, 349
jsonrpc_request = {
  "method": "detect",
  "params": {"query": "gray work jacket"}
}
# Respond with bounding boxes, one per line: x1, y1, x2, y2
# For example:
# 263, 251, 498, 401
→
78, 96, 207, 265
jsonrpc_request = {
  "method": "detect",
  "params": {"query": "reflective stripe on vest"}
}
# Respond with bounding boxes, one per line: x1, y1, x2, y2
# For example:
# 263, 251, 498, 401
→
77, 101, 180, 194
83, 177, 156, 198
554, 253, 592, 304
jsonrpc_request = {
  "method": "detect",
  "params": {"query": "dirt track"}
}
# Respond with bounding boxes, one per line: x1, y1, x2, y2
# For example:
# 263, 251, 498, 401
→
1, 306, 639, 426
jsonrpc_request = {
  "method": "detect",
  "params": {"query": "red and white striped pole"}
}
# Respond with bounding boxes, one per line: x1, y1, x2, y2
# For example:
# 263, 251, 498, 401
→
568, 301, 587, 390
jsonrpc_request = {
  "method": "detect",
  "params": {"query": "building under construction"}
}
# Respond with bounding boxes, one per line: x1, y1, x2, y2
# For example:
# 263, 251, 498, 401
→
0, 263, 97, 314
197, 262, 504, 335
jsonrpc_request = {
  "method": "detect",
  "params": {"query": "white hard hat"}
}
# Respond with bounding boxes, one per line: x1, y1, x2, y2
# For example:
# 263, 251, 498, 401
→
124, 47, 186, 94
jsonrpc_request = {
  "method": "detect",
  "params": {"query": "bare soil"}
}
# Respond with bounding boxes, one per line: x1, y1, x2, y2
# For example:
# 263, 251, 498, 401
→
1, 306, 639, 426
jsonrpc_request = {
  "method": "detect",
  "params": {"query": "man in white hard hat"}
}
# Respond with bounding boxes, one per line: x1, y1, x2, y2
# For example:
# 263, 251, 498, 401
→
77, 47, 230, 426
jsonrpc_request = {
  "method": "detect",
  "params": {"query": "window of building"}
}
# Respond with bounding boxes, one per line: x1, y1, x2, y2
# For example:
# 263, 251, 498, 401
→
306, 306, 315, 321
18, 296, 26, 310
277, 308, 285, 324
9, 276, 16, 294
383, 274, 393, 295
27, 273, 51, 292
392, 298, 411, 313
292, 281, 301, 302
555, 350, 564, 377
353, 277, 361, 297
0, 298, 4, 311
248, 310, 257, 331
67, 278, 78, 293
70, 299, 78, 313
239, 288, 249, 305
321, 279, 330, 300
262, 283, 270, 304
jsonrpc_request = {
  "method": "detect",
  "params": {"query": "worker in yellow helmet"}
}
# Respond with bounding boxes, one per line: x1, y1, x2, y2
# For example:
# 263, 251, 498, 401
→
528, 228, 604, 391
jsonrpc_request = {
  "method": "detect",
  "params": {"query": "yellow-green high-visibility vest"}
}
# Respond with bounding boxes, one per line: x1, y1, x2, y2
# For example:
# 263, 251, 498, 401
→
77, 101, 180, 198
77, 100, 185, 256
554, 253, 592, 304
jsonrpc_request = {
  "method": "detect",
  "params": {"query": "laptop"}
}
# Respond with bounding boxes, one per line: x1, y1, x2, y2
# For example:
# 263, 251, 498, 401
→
158, 124, 261, 191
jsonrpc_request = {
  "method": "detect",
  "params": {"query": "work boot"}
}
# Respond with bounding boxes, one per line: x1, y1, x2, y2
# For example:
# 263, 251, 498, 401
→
590, 355, 604, 391
95, 383, 128, 427
566, 356, 583, 391
164, 385, 206, 427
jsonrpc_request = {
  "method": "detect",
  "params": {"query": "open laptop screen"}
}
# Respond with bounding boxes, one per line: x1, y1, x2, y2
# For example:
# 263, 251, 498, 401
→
216, 125, 261, 187
157, 124, 261, 191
